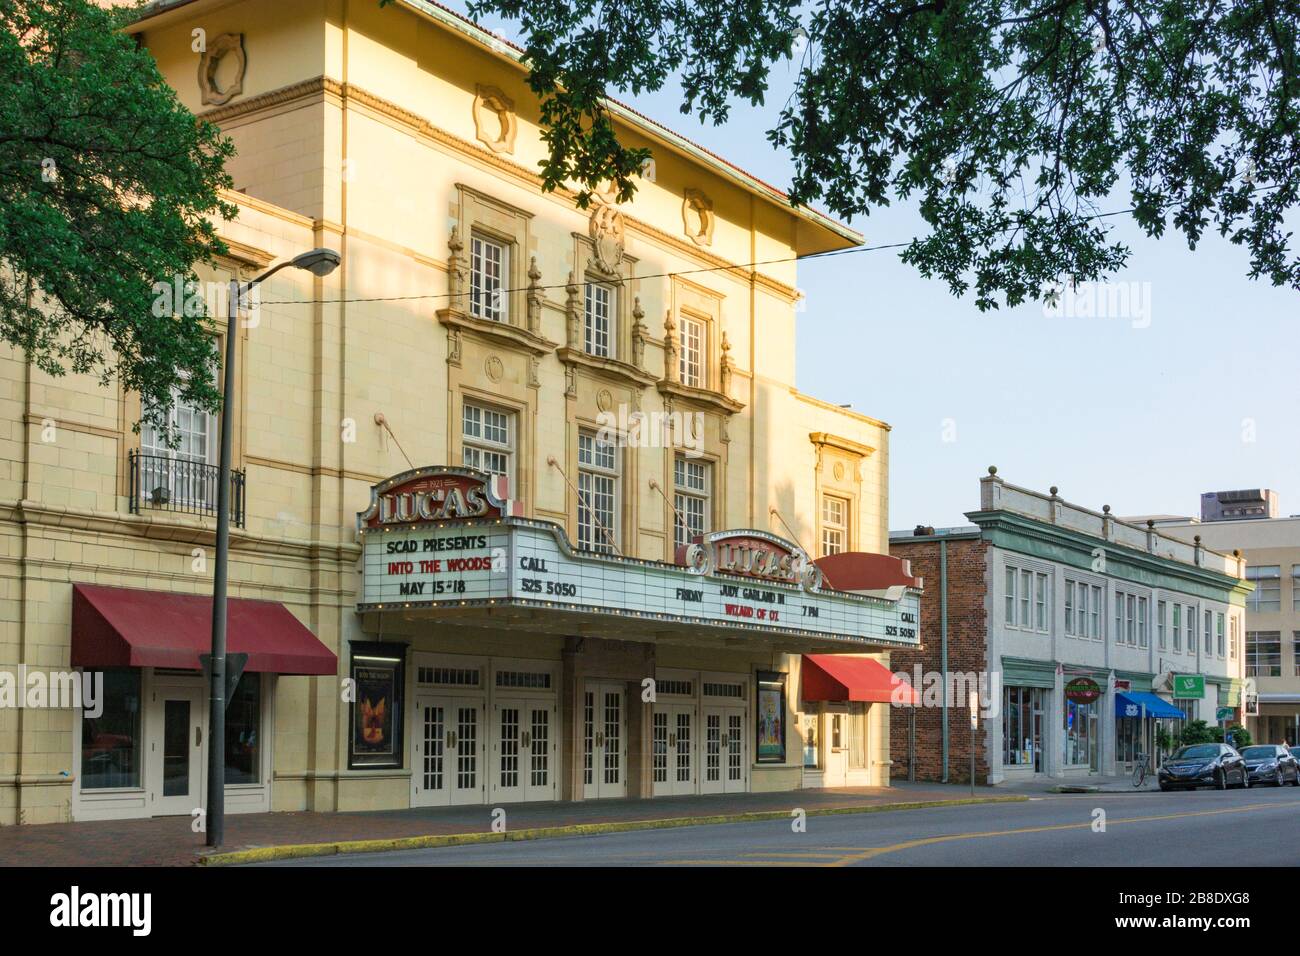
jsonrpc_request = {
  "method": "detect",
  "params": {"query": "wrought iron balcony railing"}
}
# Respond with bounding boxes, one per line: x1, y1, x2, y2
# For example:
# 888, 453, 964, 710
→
128, 450, 246, 528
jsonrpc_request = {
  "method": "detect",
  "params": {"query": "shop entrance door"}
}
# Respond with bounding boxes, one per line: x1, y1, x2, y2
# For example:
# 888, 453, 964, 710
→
823, 708, 848, 787
151, 684, 205, 817
701, 706, 746, 794
412, 695, 484, 807
492, 699, 556, 803
582, 681, 626, 799
652, 703, 695, 796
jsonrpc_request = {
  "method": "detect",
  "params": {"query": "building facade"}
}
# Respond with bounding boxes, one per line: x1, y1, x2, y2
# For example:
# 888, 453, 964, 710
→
1155, 513, 1300, 746
890, 472, 1251, 785
0, 0, 917, 824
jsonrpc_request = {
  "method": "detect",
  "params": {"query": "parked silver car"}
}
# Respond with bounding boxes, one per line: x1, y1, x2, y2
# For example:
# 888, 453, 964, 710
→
1240, 744, 1300, 787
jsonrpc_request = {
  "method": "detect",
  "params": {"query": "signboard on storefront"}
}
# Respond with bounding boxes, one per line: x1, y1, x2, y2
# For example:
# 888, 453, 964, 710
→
1215, 706, 1234, 723
1172, 674, 1206, 699
356, 467, 922, 647
1064, 676, 1102, 704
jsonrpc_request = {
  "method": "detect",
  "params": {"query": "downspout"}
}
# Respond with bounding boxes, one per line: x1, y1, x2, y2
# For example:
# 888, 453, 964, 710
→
940, 538, 949, 782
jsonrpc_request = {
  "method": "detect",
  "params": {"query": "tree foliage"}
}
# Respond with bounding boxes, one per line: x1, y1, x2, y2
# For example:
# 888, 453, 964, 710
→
433, 0, 1300, 308
0, 0, 235, 431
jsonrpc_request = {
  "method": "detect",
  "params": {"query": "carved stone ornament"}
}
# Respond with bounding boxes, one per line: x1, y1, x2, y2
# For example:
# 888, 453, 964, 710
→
199, 33, 247, 107
662, 310, 680, 385
682, 188, 715, 247
564, 271, 581, 350
473, 85, 517, 154
526, 256, 543, 334
485, 355, 504, 382
631, 297, 648, 370
588, 202, 626, 275
720, 330, 735, 396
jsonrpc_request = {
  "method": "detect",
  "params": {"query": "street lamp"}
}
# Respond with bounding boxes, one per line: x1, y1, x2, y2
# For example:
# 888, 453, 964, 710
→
206, 247, 340, 848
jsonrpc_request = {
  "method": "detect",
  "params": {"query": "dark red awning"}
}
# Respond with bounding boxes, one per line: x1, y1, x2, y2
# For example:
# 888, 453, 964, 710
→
72, 584, 336, 675
801, 653, 919, 705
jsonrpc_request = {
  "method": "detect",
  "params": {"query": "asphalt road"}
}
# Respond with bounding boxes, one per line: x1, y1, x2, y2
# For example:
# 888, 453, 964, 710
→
262, 784, 1300, 867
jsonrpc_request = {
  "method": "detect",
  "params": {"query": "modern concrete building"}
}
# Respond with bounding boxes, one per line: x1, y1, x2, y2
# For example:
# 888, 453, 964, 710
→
0, 0, 919, 824
1155, 510, 1300, 745
1200, 489, 1279, 523
890, 471, 1250, 785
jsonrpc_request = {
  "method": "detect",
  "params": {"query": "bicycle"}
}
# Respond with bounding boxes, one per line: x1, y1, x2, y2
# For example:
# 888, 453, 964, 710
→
1132, 752, 1149, 788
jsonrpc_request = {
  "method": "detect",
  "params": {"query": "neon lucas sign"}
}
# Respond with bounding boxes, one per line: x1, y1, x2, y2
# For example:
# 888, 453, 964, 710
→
677, 530, 824, 593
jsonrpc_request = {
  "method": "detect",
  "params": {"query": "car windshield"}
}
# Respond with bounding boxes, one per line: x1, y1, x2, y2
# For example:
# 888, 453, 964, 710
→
1172, 744, 1220, 759
1241, 746, 1277, 759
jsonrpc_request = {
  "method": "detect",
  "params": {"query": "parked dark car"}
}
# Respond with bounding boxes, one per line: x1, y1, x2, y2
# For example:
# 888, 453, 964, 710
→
1240, 745, 1300, 786
1158, 743, 1249, 791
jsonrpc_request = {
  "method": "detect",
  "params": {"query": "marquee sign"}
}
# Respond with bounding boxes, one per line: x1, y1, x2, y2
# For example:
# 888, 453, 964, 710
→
356, 468, 921, 648
675, 530, 823, 592
357, 466, 521, 531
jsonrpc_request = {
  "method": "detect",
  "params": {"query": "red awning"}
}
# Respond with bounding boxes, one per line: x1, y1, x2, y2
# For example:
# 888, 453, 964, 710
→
801, 654, 919, 705
72, 584, 337, 675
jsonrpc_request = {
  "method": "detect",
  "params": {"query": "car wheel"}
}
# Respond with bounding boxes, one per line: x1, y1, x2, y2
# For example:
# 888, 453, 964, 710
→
1276, 769, 1284, 787
1292, 770, 1300, 787
1159, 782, 1171, 792
1242, 770, 1251, 788
1215, 769, 1227, 790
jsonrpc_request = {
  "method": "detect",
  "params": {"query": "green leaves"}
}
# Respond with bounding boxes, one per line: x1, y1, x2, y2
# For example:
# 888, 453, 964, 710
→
0, 0, 235, 436
449, 0, 1300, 306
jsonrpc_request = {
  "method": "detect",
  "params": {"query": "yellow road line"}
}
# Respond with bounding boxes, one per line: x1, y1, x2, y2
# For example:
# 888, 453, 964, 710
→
740, 851, 848, 859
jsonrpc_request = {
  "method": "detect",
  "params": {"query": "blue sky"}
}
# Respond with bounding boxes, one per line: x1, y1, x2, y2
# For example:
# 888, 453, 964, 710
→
449, 4, 1300, 530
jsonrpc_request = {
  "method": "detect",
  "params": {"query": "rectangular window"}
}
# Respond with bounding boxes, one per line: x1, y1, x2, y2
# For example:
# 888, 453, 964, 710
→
1294, 633, 1300, 677
1005, 567, 1016, 625
584, 282, 614, 357
1157, 600, 1167, 650
1230, 616, 1238, 660
470, 234, 507, 322
679, 315, 705, 388
140, 380, 219, 510
1002, 685, 1046, 771
1172, 604, 1182, 652
1294, 566, 1300, 611
1090, 585, 1101, 639
577, 429, 619, 553
1137, 596, 1148, 648
1216, 612, 1225, 658
1114, 591, 1123, 645
462, 402, 514, 483
1204, 610, 1213, 655
79, 669, 142, 790
847, 702, 868, 769
1034, 573, 1048, 631
673, 456, 710, 549
1247, 631, 1282, 677
1020, 569, 1032, 628
1246, 565, 1281, 612
821, 495, 848, 556
1185, 605, 1195, 655
1064, 581, 1075, 634
1126, 594, 1137, 646
225, 672, 261, 785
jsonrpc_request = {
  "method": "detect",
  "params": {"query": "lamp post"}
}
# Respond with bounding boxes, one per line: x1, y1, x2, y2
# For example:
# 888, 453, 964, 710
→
207, 247, 340, 848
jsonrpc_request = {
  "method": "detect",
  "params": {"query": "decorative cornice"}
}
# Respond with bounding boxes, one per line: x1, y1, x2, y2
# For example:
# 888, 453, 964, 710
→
809, 431, 876, 459
556, 347, 658, 390
436, 308, 557, 357
657, 380, 745, 415
199, 76, 801, 302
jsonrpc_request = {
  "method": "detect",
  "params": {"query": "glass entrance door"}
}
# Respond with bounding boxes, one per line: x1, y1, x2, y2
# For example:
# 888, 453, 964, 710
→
152, 685, 204, 817
492, 699, 555, 803
652, 703, 694, 796
700, 706, 746, 794
582, 682, 626, 799
412, 695, 484, 807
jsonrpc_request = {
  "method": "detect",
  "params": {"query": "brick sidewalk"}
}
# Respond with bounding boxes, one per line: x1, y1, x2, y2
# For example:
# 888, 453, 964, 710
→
0, 782, 1011, 866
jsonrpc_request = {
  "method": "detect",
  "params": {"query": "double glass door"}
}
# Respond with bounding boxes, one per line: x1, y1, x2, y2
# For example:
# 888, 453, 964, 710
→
701, 706, 746, 794
412, 695, 484, 806
652, 703, 695, 796
582, 682, 626, 799
492, 699, 555, 803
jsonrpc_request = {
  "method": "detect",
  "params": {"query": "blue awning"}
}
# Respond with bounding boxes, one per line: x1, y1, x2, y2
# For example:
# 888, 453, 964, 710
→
1115, 691, 1183, 719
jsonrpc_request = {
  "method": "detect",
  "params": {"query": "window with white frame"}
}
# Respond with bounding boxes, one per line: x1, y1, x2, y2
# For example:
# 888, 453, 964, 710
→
821, 495, 848, 556
1216, 612, 1225, 658
1089, 584, 1101, 639
673, 456, 710, 548
1066, 578, 1099, 637
1246, 565, 1281, 612
1185, 605, 1195, 655
678, 315, 705, 388
1157, 600, 1167, 650
1172, 603, 1182, 652
1204, 610, 1213, 655
470, 234, 508, 322
577, 429, 619, 553
1229, 615, 1238, 660
584, 282, 615, 358
1005, 564, 1049, 632
462, 401, 514, 483
1294, 566, 1300, 611
140, 381, 218, 507
1293, 632, 1300, 676
1137, 596, 1148, 648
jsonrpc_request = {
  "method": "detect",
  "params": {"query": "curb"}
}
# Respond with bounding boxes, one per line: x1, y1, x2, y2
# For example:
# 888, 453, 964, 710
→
199, 795, 1029, 866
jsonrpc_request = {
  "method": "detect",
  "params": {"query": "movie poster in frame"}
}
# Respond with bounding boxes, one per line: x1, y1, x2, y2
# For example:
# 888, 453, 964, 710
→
755, 670, 787, 763
348, 641, 407, 769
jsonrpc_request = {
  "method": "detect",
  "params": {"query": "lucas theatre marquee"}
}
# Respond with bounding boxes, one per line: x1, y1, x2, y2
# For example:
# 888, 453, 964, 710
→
357, 467, 921, 649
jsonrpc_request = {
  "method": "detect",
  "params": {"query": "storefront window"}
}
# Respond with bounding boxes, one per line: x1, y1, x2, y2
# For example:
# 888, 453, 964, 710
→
847, 702, 868, 769
80, 669, 142, 790
1063, 699, 1099, 770
1002, 685, 1045, 771
225, 672, 261, 784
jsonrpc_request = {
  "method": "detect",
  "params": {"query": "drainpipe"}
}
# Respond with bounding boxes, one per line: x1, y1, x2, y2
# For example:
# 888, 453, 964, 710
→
940, 538, 950, 782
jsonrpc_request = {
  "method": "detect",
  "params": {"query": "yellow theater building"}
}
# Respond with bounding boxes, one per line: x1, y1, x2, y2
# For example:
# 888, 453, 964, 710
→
0, 0, 920, 824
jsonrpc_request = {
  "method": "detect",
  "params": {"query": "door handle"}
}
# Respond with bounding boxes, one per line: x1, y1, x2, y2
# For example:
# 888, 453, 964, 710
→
195, 726, 202, 747
522, 731, 531, 748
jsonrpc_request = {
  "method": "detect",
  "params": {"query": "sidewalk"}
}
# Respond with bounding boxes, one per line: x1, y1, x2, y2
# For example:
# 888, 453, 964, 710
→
0, 783, 1022, 867
991, 773, 1159, 794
